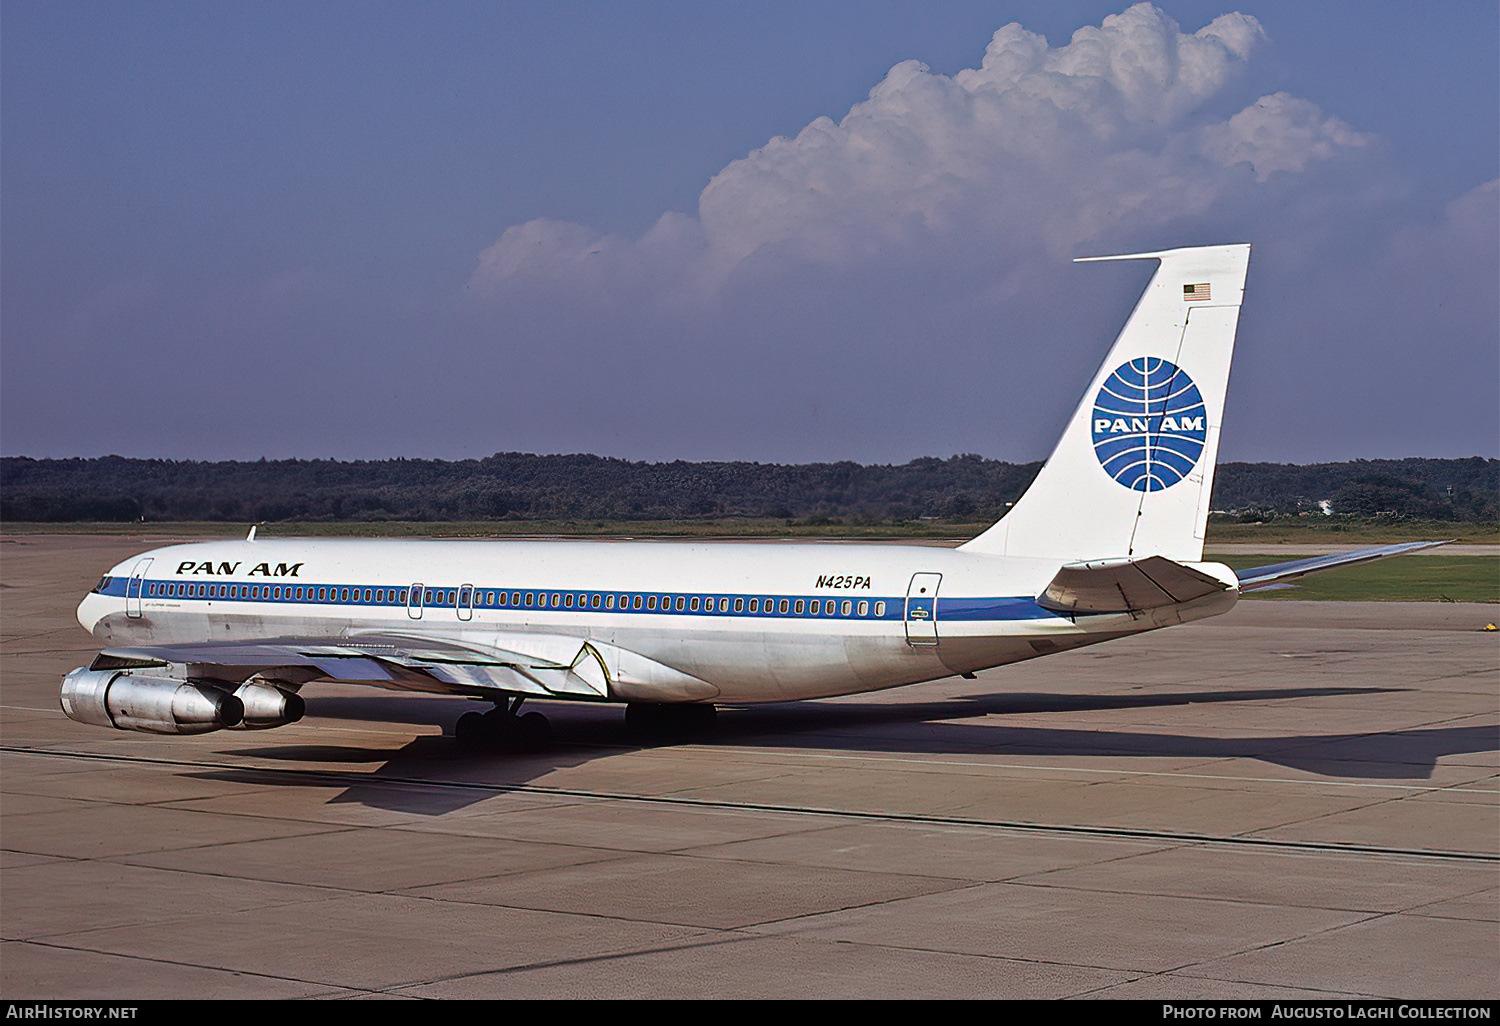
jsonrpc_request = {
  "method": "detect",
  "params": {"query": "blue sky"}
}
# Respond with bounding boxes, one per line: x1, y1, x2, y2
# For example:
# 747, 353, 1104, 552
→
3, 1, 1496, 464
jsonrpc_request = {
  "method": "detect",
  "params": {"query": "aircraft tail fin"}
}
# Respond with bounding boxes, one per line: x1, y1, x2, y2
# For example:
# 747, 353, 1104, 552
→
962, 244, 1251, 562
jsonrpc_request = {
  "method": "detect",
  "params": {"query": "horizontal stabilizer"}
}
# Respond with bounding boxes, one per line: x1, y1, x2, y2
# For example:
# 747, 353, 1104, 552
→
1039, 556, 1232, 615
1235, 541, 1449, 590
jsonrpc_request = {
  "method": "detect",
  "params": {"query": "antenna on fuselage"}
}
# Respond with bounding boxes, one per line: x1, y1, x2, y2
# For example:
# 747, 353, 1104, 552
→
247, 525, 258, 542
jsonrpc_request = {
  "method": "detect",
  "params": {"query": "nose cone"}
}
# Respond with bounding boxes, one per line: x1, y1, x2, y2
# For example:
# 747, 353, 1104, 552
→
76, 592, 113, 636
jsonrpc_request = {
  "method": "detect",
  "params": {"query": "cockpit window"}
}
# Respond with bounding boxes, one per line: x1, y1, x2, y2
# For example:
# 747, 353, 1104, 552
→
94, 576, 112, 593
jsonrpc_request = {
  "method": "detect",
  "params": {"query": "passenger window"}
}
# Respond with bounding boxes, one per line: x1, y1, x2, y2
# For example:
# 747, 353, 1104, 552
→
858, 601, 868, 616
690, 597, 700, 611
524, 592, 533, 607
550, 593, 560, 607
749, 598, 758, 613
733, 598, 744, 613
591, 594, 600, 608
779, 599, 789, 613
795, 600, 805, 614
398, 589, 407, 604
340, 588, 349, 602
646, 596, 657, 611
605, 595, 615, 609
875, 601, 886, 616
718, 597, 729, 612
675, 596, 685, 611
632, 595, 642, 610
565, 594, 574, 608
841, 600, 852, 616
825, 600, 836, 615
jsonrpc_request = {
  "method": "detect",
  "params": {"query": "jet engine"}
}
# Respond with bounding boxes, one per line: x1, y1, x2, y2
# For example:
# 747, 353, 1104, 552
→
60, 668, 244, 735
230, 681, 305, 729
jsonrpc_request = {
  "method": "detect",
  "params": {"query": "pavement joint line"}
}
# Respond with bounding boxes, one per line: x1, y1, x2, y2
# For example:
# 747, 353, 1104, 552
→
667, 745, 1500, 793
5, 744, 1495, 864
390, 930, 769, 988
3, 936, 353, 994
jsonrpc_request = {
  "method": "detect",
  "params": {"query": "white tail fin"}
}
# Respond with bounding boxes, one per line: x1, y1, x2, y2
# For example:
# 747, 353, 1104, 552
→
962, 244, 1251, 562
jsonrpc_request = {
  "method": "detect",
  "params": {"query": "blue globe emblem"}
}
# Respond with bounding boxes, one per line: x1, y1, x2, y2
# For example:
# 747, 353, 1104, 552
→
1091, 358, 1207, 492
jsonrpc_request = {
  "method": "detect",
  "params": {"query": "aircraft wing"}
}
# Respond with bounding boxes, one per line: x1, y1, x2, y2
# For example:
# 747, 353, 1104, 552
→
87, 630, 716, 702
1234, 540, 1450, 591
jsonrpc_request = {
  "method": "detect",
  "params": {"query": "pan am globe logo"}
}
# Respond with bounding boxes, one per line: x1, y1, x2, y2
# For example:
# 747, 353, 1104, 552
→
1091, 358, 1207, 491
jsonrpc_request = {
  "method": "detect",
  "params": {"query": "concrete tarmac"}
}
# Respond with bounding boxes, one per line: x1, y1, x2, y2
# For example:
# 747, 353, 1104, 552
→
2, 535, 1496, 999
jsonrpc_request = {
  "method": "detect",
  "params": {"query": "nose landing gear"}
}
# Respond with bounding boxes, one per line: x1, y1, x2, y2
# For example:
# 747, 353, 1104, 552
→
454, 697, 551, 750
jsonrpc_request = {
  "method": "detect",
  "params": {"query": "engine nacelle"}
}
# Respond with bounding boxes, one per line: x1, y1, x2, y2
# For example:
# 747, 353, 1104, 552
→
230, 682, 305, 730
60, 668, 244, 735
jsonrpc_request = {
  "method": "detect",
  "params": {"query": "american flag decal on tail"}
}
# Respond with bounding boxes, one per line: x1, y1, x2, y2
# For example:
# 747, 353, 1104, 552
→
1183, 282, 1211, 302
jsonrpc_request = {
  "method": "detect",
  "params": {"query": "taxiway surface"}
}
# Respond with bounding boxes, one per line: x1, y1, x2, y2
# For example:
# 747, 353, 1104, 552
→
2, 535, 1496, 998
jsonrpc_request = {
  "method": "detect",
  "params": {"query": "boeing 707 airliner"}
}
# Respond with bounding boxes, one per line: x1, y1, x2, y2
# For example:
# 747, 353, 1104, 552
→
61, 244, 1439, 746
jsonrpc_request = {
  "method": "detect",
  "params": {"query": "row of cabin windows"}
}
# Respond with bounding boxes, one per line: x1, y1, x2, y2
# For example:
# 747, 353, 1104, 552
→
487, 592, 885, 618
150, 582, 410, 604
146, 581, 888, 618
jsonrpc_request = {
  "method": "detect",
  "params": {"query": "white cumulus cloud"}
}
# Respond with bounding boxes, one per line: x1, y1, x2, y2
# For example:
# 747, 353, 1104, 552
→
1200, 92, 1372, 180
469, 3, 1374, 296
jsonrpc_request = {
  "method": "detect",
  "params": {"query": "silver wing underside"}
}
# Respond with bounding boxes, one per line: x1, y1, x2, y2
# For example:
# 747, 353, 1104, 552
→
89, 630, 717, 703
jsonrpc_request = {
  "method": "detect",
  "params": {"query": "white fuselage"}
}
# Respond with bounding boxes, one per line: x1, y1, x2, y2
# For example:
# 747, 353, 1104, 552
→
80, 538, 1237, 703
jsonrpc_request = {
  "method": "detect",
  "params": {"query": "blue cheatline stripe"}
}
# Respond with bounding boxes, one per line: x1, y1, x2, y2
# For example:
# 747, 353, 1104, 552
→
100, 577, 1057, 623
937, 597, 1053, 621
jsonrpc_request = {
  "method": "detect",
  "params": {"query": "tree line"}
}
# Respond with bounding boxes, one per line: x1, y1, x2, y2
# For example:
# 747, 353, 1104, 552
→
2, 454, 1494, 524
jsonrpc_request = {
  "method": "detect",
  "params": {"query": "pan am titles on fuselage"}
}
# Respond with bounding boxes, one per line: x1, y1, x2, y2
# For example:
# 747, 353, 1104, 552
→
60, 244, 1441, 747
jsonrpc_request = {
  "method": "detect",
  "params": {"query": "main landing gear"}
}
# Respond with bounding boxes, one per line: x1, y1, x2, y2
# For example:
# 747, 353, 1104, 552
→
455, 697, 552, 750
625, 702, 717, 742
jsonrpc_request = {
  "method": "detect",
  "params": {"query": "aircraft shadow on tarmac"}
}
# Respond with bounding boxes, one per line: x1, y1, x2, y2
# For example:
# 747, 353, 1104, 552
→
195, 686, 1500, 816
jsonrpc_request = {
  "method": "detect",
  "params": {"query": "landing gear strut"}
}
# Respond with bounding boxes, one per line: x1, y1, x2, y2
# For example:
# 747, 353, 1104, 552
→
625, 702, 717, 742
455, 697, 551, 750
